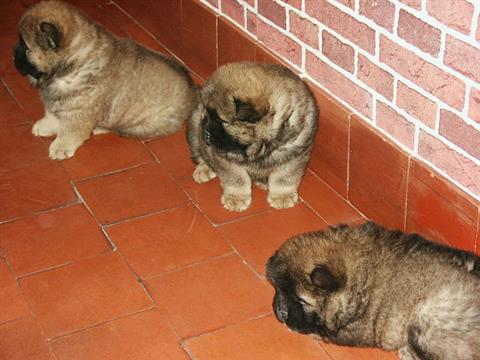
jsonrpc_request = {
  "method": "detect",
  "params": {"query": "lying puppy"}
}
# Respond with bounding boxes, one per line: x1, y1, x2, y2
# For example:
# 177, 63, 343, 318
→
267, 222, 480, 360
187, 62, 318, 211
13, 1, 197, 160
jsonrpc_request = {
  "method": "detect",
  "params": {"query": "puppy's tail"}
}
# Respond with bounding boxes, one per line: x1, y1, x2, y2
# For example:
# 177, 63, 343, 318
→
410, 279, 480, 360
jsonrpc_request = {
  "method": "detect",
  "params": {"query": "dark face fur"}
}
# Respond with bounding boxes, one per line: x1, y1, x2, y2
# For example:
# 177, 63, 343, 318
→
202, 97, 264, 153
13, 36, 44, 79
266, 253, 344, 337
13, 21, 62, 81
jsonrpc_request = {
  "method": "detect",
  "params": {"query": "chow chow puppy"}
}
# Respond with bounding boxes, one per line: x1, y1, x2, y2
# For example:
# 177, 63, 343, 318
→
13, 1, 197, 160
187, 62, 318, 211
267, 222, 480, 360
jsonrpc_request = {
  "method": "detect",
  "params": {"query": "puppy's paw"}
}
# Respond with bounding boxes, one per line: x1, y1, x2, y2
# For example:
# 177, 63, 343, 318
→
221, 193, 251, 212
92, 127, 109, 135
193, 163, 217, 184
268, 192, 298, 209
49, 138, 81, 160
32, 117, 57, 137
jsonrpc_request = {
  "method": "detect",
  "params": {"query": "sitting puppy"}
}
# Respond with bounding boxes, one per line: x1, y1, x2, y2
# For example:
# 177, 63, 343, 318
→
267, 222, 480, 360
187, 62, 318, 211
13, 1, 197, 160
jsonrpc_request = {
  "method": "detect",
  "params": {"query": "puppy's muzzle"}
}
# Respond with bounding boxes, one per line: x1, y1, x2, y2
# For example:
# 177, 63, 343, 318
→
273, 291, 289, 323
13, 40, 44, 79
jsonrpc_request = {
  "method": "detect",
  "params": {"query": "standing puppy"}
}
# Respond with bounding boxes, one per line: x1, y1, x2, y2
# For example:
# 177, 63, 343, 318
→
13, 1, 197, 160
187, 62, 318, 211
267, 222, 480, 360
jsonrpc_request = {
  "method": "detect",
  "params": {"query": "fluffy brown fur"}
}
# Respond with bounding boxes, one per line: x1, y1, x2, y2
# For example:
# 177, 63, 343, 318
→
187, 62, 318, 211
267, 222, 480, 360
14, 1, 197, 160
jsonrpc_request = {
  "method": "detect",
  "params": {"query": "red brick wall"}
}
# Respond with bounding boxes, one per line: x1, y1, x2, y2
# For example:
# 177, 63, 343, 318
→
200, 0, 480, 203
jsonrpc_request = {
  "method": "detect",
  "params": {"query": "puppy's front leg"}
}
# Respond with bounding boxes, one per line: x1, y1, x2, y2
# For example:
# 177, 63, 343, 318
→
218, 166, 251, 212
32, 111, 59, 137
268, 160, 306, 209
49, 118, 94, 160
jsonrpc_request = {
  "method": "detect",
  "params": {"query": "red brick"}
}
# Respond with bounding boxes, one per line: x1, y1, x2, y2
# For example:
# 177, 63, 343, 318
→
376, 101, 415, 149
306, 0, 376, 54
381, 36, 465, 110
247, 10, 257, 34
398, 0, 421, 10
306, 51, 372, 117
477, 15, 480, 42
290, 11, 319, 48
398, 9, 441, 56
359, 0, 395, 32
439, 109, 480, 159
445, 35, 480, 83
396, 82, 437, 128
357, 54, 394, 100
221, 0, 244, 27
427, 0, 473, 35
258, 0, 287, 28
333, 0, 355, 9
205, 0, 219, 7
281, 0, 302, 8
469, 87, 480, 124
322, 31, 355, 72
419, 131, 480, 195
257, 19, 301, 65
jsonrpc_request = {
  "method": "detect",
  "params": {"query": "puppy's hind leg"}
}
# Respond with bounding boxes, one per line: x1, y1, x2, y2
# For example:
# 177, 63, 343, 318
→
32, 111, 59, 137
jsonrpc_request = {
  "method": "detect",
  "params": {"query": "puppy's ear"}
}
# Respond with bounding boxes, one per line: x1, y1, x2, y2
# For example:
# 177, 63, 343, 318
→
234, 98, 262, 123
310, 265, 344, 293
37, 22, 62, 49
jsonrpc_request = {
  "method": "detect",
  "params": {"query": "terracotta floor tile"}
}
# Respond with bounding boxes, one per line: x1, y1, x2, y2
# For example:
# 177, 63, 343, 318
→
0, 317, 55, 360
182, 177, 272, 225
73, 1, 127, 37
406, 159, 478, 252
0, 124, 49, 172
75, 163, 188, 225
349, 116, 409, 230
308, 83, 350, 197
0, 2, 24, 35
300, 170, 362, 225
145, 130, 194, 181
218, 17, 256, 66
107, 204, 232, 279
0, 82, 30, 128
115, 0, 183, 55
218, 204, 327, 276
19, 252, 153, 338
0, 258, 30, 324
181, 0, 218, 79
60, 134, 153, 180
145, 254, 272, 339
0, 161, 76, 222
184, 315, 330, 359
52, 309, 189, 360
0, 34, 19, 76
122, 22, 169, 53
322, 342, 399, 360
0, 204, 110, 276
2, 73, 44, 119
